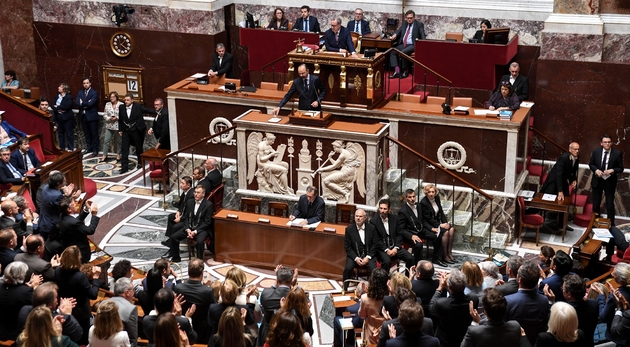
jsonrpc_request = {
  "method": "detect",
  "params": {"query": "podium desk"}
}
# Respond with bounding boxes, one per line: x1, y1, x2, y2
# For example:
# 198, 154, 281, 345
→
413, 36, 518, 90
525, 193, 571, 242
239, 28, 320, 72
214, 209, 346, 280
287, 50, 387, 109
361, 36, 394, 50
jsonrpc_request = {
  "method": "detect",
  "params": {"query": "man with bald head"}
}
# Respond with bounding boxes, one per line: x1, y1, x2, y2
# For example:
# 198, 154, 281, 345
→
15, 234, 57, 282
540, 142, 579, 230
272, 64, 326, 115
199, 157, 222, 194
342, 208, 382, 291
0, 199, 33, 247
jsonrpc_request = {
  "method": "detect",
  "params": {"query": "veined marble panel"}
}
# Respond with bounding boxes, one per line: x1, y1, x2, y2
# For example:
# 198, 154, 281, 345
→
540, 32, 603, 61
603, 33, 630, 62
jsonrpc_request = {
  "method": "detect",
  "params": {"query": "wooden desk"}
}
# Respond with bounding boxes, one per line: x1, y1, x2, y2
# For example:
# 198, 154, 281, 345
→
214, 209, 346, 279
361, 36, 393, 50
332, 292, 358, 310
140, 148, 170, 189
525, 193, 571, 242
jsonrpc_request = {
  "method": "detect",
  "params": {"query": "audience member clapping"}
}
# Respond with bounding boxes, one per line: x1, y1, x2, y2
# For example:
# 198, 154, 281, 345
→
478, 261, 501, 289
208, 279, 255, 347
153, 312, 191, 347
143, 288, 197, 345
88, 300, 131, 347
0, 261, 42, 340
211, 306, 255, 347
137, 268, 164, 316
265, 310, 309, 347
462, 288, 523, 347
462, 261, 486, 299
17, 305, 79, 347
595, 262, 630, 346
378, 287, 433, 347
382, 272, 412, 319
385, 300, 439, 347
524, 302, 587, 347
279, 286, 314, 345
225, 266, 262, 338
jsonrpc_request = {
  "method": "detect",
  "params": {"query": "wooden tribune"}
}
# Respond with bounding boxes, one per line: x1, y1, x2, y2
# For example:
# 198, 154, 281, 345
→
213, 209, 345, 279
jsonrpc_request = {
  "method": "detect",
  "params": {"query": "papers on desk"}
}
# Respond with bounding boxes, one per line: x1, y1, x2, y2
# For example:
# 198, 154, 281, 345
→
453, 106, 469, 112
340, 317, 354, 330
333, 295, 352, 302
267, 117, 282, 123
286, 218, 321, 229
542, 194, 557, 201
593, 228, 613, 242
41, 161, 53, 167
473, 109, 499, 116
520, 101, 535, 108
190, 73, 207, 79
518, 190, 535, 198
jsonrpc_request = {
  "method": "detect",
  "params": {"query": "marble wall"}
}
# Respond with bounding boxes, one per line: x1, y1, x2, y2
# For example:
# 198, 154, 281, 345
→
0, 0, 39, 89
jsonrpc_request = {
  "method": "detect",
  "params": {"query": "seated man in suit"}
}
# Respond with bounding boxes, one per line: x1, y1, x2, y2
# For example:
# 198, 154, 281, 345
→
258, 265, 297, 345
347, 8, 371, 35
538, 249, 572, 301
15, 234, 57, 282
397, 189, 445, 267
200, 157, 222, 194
104, 277, 138, 347
163, 176, 193, 245
164, 185, 214, 262
290, 185, 325, 225
294, 5, 321, 33
0, 199, 33, 248
207, 43, 233, 79
370, 198, 414, 271
495, 255, 522, 296
142, 288, 197, 344
191, 166, 205, 188
173, 258, 216, 344
342, 209, 382, 291
323, 18, 358, 58
497, 62, 529, 101
272, 64, 326, 115
389, 10, 426, 79
0, 147, 26, 185
10, 137, 40, 175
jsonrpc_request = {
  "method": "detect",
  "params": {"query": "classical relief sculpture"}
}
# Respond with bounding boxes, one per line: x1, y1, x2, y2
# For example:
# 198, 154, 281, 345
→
247, 132, 295, 195
315, 140, 366, 203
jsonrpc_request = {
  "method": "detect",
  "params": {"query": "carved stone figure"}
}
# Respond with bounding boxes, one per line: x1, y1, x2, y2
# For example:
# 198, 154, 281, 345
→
315, 140, 366, 203
247, 132, 295, 195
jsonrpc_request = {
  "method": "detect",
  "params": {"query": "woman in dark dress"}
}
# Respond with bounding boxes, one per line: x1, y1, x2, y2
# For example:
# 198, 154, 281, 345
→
472, 19, 492, 42
266, 8, 289, 30
486, 82, 520, 111
54, 245, 101, 345
421, 184, 455, 263
52, 82, 75, 151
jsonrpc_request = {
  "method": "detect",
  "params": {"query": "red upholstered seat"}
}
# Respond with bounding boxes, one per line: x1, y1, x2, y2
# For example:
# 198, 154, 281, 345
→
523, 213, 544, 225
574, 203, 593, 227
517, 196, 544, 245
22, 188, 36, 211
149, 169, 162, 178
149, 161, 167, 196
613, 247, 630, 264
83, 178, 97, 199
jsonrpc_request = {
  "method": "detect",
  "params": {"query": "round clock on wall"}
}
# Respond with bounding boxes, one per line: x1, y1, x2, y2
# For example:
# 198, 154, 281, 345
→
110, 32, 133, 57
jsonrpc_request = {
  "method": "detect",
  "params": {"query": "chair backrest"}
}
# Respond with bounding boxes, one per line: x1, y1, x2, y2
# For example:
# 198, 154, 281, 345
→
400, 94, 422, 103
241, 197, 261, 214
225, 78, 241, 87
28, 136, 45, 163
12, 89, 25, 98
207, 183, 224, 213
452, 97, 472, 107
335, 203, 356, 224
445, 32, 464, 42
30, 87, 40, 100
350, 31, 362, 52
268, 201, 289, 217
288, 22, 294, 31
426, 96, 446, 105
260, 81, 277, 90
517, 196, 525, 223
22, 187, 36, 211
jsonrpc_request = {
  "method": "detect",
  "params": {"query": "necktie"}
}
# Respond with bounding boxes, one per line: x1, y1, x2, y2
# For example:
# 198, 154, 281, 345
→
303, 78, 308, 90
219, 57, 222, 67
305, 19, 309, 32
335, 32, 339, 42
603, 151, 609, 170
355, 21, 359, 33
7, 163, 20, 178
23, 153, 28, 171
403, 24, 412, 47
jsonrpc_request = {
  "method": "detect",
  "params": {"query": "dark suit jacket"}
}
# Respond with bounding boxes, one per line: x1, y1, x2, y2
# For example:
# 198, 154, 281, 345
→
538, 273, 565, 302
210, 52, 234, 78
420, 196, 448, 231
266, 18, 289, 30
17, 305, 83, 342
118, 102, 149, 132
294, 16, 321, 33
472, 30, 484, 42
324, 26, 356, 53
411, 278, 440, 312
370, 213, 403, 250
540, 152, 578, 196
151, 107, 170, 150
610, 308, 630, 344
143, 313, 197, 344
397, 203, 426, 241
278, 74, 326, 111
532, 330, 588, 347
377, 317, 434, 347
394, 20, 426, 45
0, 215, 32, 241
347, 19, 371, 34
173, 279, 216, 343
38, 184, 63, 236
498, 74, 529, 101
54, 268, 100, 322
258, 285, 291, 345
0, 283, 32, 340
462, 320, 527, 347
59, 209, 100, 263
200, 169, 222, 194
292, 194, 325, 224
10, 148, 40, 174
15, 252, 55, 282
429, 290, 479, 347
568, 299, 599, 347
385, 331, 440, 347
344, 222, 381, 260
496, 278, 519, 296
589, 147, 623, 189
75, 87, 99, 122
105, 296, 138, 347
173, 188, 194, 212
208, 303, 254, 347
182, 198, 214, 233
505, 289, 550, 345
0, 246, 18, 275
0, 160, 23, 184
52, 93, 73, 123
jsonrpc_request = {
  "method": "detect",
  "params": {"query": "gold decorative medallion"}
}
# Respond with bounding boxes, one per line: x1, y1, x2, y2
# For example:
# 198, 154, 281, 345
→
375, 70, 382, 89
110, 32, 133, 57
354, 75, 362, 95
328, 74, 335, 91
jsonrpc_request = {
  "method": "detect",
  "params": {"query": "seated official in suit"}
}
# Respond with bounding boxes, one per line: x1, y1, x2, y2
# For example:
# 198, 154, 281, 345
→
0, 147, 26, 185
397, 189, 445, 267
347, 8, 371, 35
370, 198, 414, 271
164, 185, 214, 262
496, 62, 529, 101
383, 299, 439, 347
273, 64, 326, 114
266, 8, 289, 30
163, 176, 194, 244
15, 234, 56, 282
10, 137, 40, 175
0, 199, 33, 248
486, 82, 520, 111
200, 157, 223, 194
323, 18, 358, 58
389, 10, 426, 79
293, 5, 321, 33
290, 185, 325, 225
207, 43, 234, 79
471, 19, 492, 42
420, 184, 455, 264
58, 197, 100, 264
342, 209, 382, 291
143, 288, 198, 345
461, 287, 525, 347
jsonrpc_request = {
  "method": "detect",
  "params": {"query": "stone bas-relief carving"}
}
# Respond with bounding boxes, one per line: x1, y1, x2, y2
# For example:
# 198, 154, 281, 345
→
315, 140, 366, 203
247, 132, 295, 195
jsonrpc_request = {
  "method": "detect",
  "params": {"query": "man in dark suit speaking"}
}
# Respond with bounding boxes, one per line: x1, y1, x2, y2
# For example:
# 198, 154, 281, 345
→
589, 134, 624, 226
342, 209, 382, 291
389, 10, 426, 79
323, 18, 358, 58
347, 8, 371, 35
290, 185, 325, 225
207, 43, 233, 79
497, 62, 529, 101
118, 93, 151, 174
272, 64, 326, 115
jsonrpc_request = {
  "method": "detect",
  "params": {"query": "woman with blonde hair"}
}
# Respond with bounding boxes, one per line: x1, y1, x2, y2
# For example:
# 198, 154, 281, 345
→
265, 310, 309, 347
225, 267, 262, 338
382, 272, 413, 318
279, 287, 313, 344
421, 184, 455, 263
17, 305, 78, 347
208, 280, 256, 346
211, 306, 255, 347
529, 302, 586, 347
154, 312, 190, 347
88, 301, 130, 347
